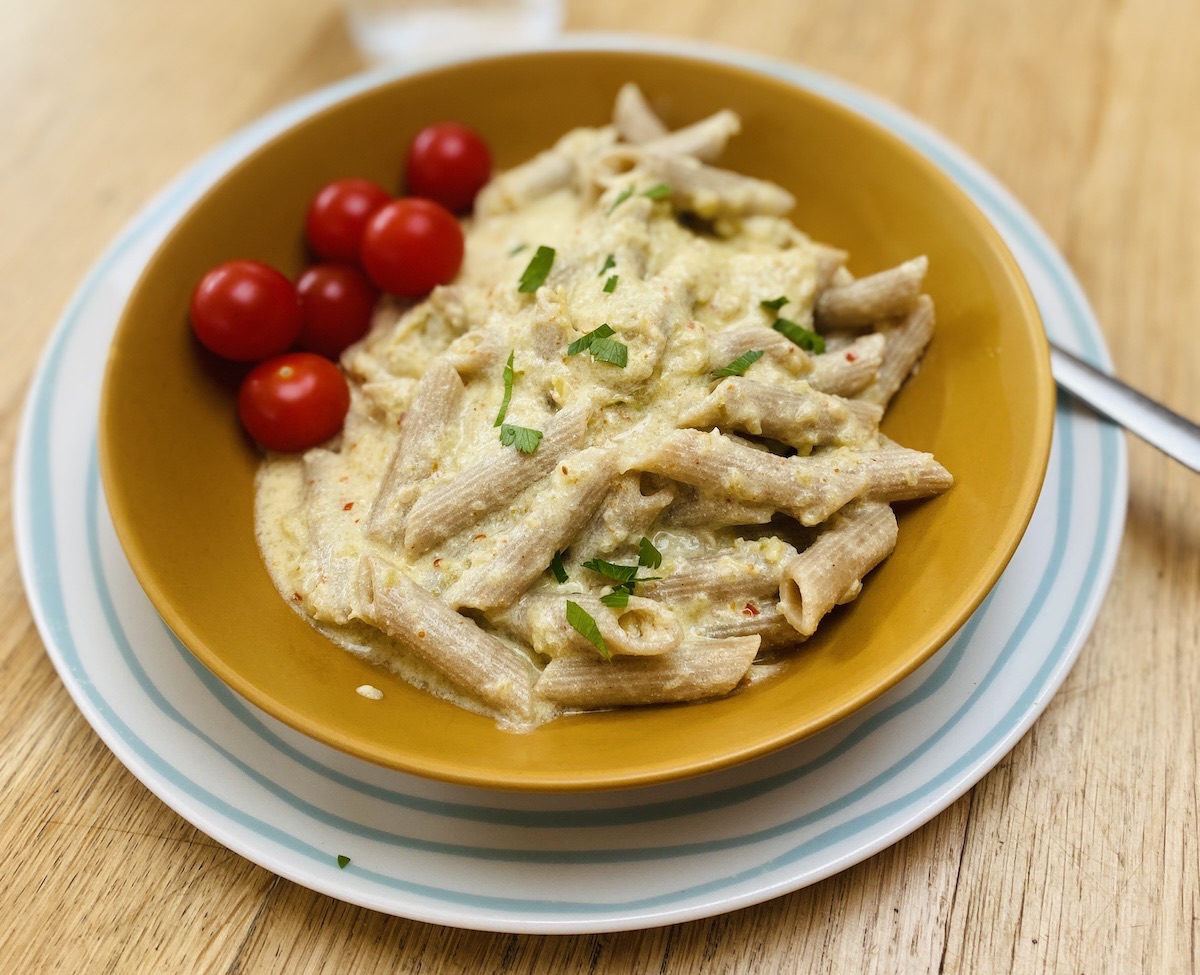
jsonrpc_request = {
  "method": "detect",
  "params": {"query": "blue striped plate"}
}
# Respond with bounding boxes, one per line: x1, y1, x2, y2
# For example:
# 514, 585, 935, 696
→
13, 36, 1126, 933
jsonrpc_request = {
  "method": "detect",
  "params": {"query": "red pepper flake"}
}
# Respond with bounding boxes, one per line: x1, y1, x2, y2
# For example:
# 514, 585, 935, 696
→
845, 350, 858, 362
292, 592, 303, 602
343, 501, 355, 511
742, 602, 761, 616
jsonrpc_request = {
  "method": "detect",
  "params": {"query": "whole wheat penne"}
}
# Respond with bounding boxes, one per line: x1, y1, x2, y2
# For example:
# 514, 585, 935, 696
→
680, 376, 880, 452
643, 539, 795, 603
630, 429, 868, 526
707, 324, 817, 378
814, 256, 928, 329
658, 487, 777, 530
366, 358, 465, 545
612, 82, 669, 143
779, 502, 898, 636
403, 405, 589, 555
634, 109, 742, 162
806, 333, 887, 396
697, 599, 800, 650
603, 153, 795, 218
359, 556, 537, 718
858, 442, 954, 501
498, 593, 683, 658
572, 472, 676, 557
855, 295, 936, 407
446, 449, 618, 612
534, 637, 760, 708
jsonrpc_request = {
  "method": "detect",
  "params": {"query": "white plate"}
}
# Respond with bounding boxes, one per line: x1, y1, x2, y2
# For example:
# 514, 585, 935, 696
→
13, 37, 1127, 934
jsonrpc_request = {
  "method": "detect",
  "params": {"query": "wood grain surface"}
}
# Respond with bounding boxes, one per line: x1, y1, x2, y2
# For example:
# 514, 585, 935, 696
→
2, 1, 1197, 971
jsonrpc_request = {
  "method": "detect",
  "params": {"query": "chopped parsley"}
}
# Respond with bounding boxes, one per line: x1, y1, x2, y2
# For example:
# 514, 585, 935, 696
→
637, 536, 663, 569
641, 183, 672, 200
760, 295, 790, 312
550, 551, 569, 584
567, 323, 628, 368
517, 245, 555, 292
566, 600, 609, 659
599, 588, 631, 609
494, 351, 515, 427
606, 186, 634, 215
598, 253, 616, 276
499, 423, 543, 454
711, 348, 764, 378
336, 855, 351, 869
603, 274, 619, 293
773, 317, 826, 353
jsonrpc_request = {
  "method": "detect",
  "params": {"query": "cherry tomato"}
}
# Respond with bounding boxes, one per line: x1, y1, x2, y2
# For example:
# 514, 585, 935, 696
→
305, 177, 391, 264
237, 352, 351, 452
360, 197, 464, 297
189, 259, 301, 361
295, 264, 379, 359
405, 122, 492, 213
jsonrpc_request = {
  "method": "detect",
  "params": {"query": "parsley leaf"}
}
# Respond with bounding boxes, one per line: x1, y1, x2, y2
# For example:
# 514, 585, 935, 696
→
566, 600, 610, 659
603, 274, 619, 293
336, 855, 351, 869
760, 295, 790, 312
711, 348, 764, 378
494, 350, 515, 427
517, 245, 555, 292
606, 186, 634, 215
567, 323, 627, 367
773, 317, 826, 353
581, 557, 640, 585
637, 536, 663, 569
550, 551, 568, 584
641, 183, 672, 200
599, 587, 631, 609
499, 423, 543, 454
598, 254, 616, 276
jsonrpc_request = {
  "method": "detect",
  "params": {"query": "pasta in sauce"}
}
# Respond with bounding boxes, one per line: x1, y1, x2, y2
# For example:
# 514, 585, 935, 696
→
254, 84, 952, 731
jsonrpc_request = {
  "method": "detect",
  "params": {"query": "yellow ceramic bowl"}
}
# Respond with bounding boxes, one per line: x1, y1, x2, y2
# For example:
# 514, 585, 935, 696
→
100, 50, 1053, 791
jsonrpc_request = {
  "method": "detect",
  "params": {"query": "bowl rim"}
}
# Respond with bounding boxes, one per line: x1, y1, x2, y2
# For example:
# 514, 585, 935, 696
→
98, 45, 1055, 791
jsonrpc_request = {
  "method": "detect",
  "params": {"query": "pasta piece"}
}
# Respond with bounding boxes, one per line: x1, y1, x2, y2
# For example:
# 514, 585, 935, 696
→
631, 429, 869, 526
855, 295, 936, 407
806, 333, 887, 396
366, 358, 465, 545
644, 540, 794, 603
612, 82, 669, 143
779, 502, 898, 636
601, 153, 795, 218
635, 109, 742, 162
358, 556, 537, 718
814, 256, 928, 329
698, 599, 800, 650
403, 405, 589, 555
497, 593, 683, 658
680, 376, 881, 452
858, 442, 954, 501
572, 472, 676, 557
707, 324, 817, 379
446, 449, 617, 612
658, 487, 776, 530
534, 637, 761, 708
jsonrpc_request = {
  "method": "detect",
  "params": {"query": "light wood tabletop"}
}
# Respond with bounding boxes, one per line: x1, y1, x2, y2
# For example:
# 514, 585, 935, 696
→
3, 0, 1198, 971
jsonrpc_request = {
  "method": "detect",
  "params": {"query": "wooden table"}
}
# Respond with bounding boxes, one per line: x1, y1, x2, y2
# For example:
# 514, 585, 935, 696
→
3, 1, 1197, 971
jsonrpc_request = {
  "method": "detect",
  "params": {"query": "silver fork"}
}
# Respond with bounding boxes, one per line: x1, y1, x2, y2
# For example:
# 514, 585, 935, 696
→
1049, 343, 1200, 472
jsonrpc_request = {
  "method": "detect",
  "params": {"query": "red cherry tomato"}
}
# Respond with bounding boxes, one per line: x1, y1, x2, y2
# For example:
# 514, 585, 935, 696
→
360, 197, 464, 297
189, 259, 301, 362
305, 177, 391, 264
405, 122, 492, 213
295, 264, 379, 359
237, 352, 351, 452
